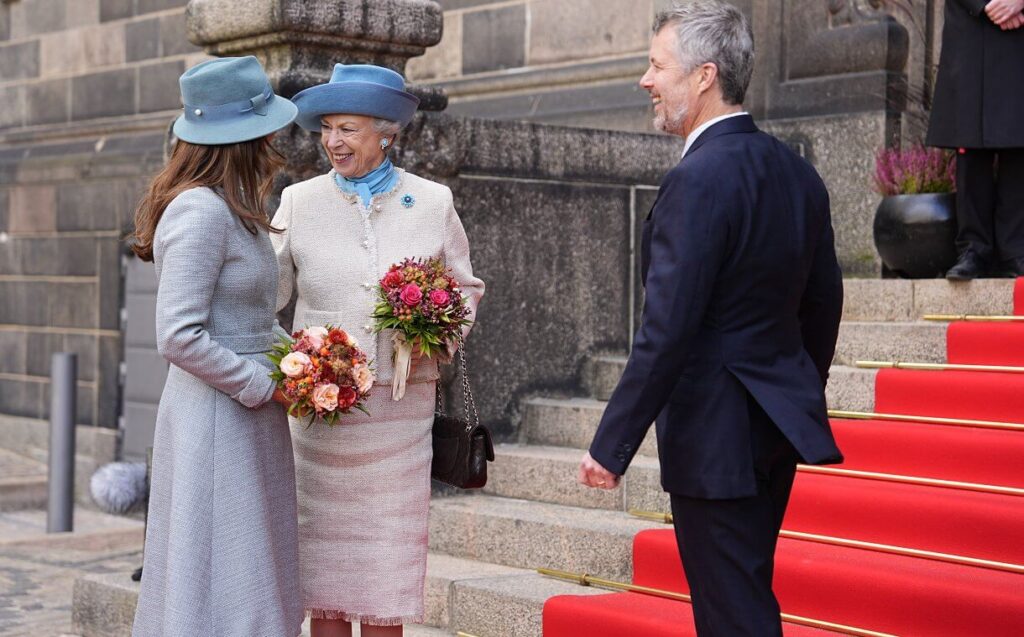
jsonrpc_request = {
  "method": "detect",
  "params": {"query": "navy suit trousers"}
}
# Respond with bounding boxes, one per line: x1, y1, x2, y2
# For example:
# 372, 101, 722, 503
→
669, 398, 800, 636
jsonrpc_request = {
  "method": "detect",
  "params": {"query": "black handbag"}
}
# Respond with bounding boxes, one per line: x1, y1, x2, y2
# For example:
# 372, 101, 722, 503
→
431, 348, 494, 489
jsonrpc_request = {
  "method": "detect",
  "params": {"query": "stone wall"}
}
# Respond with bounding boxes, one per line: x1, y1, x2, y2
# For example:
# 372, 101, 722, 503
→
0, 0, 210, 468
408, 0, 940, 276
0, 0, 945, 455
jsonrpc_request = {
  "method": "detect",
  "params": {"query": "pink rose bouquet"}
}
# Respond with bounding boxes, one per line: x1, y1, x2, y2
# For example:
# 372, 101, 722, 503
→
371, 257, 473, 399
267, 325, 374, 426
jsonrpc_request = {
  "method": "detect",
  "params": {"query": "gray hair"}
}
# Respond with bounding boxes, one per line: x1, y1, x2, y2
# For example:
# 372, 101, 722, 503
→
653, 0, 754, 105
372, 118, 403, 137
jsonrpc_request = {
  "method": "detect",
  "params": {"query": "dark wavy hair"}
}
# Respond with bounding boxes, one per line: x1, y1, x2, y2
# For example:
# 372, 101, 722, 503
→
130, 136, 283, 262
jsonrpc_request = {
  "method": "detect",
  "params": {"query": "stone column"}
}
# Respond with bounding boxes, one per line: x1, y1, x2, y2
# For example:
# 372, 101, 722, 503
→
185, 0, 448, 182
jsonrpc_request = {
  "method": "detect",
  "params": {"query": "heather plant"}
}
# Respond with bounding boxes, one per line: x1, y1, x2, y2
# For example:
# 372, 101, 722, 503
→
872, 146, 956, 196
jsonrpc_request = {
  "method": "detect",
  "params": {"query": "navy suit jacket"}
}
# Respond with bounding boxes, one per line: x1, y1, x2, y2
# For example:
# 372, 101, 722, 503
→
589, 115, 844, 499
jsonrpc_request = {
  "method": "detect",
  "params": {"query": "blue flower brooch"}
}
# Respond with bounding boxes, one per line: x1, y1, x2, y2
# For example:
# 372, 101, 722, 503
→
401, 194, 415, 209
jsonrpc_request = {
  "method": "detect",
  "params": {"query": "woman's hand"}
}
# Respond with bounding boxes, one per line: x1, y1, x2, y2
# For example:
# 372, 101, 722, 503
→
272, 388, 310, 417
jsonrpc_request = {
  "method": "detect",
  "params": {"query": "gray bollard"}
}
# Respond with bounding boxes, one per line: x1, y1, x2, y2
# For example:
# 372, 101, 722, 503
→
47, 353, 77, 533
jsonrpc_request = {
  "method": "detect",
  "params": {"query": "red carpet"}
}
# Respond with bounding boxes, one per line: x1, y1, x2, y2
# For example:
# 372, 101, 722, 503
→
874, 368, 1024, 422
785, 470, 1023, 564
543, 591, 835, 636
830, 417, 1024, 487
632, 530, 1024, 637
947, 322, 1024, 365
544, 279, 1024, 636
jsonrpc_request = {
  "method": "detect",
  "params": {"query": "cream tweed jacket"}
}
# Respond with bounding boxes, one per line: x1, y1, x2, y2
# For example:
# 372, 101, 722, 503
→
271, 169, 484, 385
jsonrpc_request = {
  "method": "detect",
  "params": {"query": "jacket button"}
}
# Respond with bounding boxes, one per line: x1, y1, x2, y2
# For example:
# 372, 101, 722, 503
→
364, 325, 373, 333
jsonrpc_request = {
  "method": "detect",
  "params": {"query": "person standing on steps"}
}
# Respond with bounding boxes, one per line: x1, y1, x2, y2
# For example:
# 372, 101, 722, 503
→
577, 2, 844, 635
130, 56, 304, 637
928, 0, 1024, 280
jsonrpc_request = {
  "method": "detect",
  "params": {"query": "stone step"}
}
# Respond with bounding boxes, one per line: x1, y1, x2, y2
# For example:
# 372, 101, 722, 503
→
0, 447, 48, 512
0, 475, 48, 512
485, 443, 667, 513
581, 353, 626, 401
834, 321, 947, 365
583, 353, 885, 407
428, 494, 659, 581
841, 278, 1014, 322
521, 396, 656, 456
448, 571, 605, 637
71, 553, 531, 637
825, 365, 877, 412
523, 366, 875, 453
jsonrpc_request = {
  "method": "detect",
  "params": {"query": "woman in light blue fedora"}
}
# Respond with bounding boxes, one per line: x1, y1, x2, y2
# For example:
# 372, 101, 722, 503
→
272, 64, 484, 636
130, 56, 304, 637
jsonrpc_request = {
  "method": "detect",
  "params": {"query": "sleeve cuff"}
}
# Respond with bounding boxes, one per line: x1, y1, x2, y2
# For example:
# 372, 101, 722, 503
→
237, 365, 277, 408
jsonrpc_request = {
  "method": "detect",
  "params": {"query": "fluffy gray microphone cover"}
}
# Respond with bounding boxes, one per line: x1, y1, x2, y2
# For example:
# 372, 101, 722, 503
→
90, 462, 148, 514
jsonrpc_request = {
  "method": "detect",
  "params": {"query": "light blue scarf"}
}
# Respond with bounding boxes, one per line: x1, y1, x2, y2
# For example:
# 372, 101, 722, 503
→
333, 157, 398, 208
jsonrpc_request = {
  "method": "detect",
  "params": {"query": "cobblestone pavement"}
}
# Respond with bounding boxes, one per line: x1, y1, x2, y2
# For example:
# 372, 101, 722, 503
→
0, 509, 448, 637
0, 509, 144, 637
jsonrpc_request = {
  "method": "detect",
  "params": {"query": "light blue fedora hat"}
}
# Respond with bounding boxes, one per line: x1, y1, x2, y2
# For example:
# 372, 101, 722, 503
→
172, 56, 298, 145
291, 64, 420, 132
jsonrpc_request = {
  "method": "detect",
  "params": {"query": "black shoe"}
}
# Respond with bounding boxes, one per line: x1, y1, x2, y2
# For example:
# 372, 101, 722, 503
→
946, 251, 989, 280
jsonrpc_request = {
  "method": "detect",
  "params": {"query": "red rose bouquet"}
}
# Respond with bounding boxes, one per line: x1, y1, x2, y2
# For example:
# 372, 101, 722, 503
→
371, 257, 473, 399
267, 325, 374, 426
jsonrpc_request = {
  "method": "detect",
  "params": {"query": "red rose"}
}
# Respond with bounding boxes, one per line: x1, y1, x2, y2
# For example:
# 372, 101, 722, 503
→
337, 386, 357, 409
329, 329, 348, 344
400, 283, 423, 307
383, 270, 405, 289
429, 289, 451, 307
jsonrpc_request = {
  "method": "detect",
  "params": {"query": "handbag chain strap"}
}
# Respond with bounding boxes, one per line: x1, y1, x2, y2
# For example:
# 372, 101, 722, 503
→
435, 343, 480, 433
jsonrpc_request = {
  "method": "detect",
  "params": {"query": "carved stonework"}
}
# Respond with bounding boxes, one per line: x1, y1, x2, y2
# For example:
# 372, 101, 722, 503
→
828, 0, 887, 27
186, 0, 447, 107
186, 0, 449, 188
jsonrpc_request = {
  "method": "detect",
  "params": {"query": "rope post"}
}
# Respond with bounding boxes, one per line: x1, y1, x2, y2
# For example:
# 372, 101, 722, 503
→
47, 352, 77, 533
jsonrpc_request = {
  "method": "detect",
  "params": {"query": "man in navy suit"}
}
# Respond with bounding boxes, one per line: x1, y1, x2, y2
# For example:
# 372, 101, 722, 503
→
578, 2, 844, 635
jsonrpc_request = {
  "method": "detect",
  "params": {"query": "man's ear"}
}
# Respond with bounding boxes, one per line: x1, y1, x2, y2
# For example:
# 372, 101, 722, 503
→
697, 62, 720, 95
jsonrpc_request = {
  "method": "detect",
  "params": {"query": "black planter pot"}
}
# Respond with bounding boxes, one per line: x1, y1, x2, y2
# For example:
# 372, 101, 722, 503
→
873, 193, 958, 278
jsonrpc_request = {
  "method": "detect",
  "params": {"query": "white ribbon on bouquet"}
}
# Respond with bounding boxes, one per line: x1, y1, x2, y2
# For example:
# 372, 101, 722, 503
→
392, 332, 414, 401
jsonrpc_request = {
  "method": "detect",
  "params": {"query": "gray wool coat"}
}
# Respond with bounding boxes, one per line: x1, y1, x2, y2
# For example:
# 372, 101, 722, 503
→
132, 187, 303, 637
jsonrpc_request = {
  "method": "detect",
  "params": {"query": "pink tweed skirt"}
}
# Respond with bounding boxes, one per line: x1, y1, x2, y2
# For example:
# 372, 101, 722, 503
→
290, 381, 434, 626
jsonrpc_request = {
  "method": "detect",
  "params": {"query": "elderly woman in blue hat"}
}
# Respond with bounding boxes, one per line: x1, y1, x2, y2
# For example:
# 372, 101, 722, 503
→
130, 56, 304, 637
272, 64, 484, 635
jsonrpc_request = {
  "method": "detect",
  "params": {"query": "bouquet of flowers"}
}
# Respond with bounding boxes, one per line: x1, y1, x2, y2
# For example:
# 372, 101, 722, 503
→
371, 257, 473, 400
267, 325, 375, 426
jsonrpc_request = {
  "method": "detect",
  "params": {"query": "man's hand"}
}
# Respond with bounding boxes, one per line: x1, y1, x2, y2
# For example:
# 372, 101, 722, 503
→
578, 452, 621, 490
985, 0, 1024, 26
999, 11, 1024, 29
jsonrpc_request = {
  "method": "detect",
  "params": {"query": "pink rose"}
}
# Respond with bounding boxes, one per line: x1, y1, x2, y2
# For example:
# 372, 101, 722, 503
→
304, 326, 329, 349
311, 383, 339, 411
400, 284, 423, 307
429, 289, 451, 307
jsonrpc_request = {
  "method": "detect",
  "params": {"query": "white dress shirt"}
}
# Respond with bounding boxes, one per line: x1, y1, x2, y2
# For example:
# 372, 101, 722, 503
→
682, 111, 749, 158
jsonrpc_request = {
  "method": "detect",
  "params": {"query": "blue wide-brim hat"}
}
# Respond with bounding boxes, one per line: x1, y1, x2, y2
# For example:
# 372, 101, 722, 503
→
172, 56, 298, 145
291, 63, 420, 132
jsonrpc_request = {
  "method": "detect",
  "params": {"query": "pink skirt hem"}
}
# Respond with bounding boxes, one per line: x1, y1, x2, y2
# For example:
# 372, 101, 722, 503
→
307, 609, 424, 626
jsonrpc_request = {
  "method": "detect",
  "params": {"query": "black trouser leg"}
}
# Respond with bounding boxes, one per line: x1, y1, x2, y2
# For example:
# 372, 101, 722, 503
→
669, 409, 799, 637
993, 149, 1024, 262
955, 150, 998, 262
